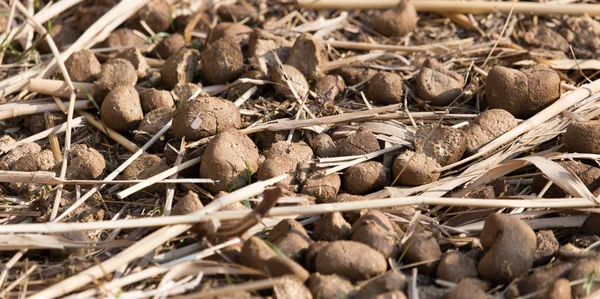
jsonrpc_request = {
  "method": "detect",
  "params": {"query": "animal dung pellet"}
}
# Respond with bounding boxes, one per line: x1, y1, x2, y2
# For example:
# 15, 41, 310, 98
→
227, 69, 266, 101
240, 236, 277, 270
76, 5, 111, 32
367, 72, 404, 104
200, 38, 244, 84
121, 154, 162, 180
101, 28, 145, 50
272, 276, 313, 298
569, 259, 600, 297
66, 144, 106, 180
172, 191, 203, 216
307, 274, 355, 299
414, 124, 466, 166
335, 64, 376, 86
354, 271, 407, 299
126, 0, 171, 33
373, 0, 418, 37
310, 133, 337, 158
264, 256, 310, 282
315, 240, 387, 281
401, 232, 442, 274
115, 47, 149, 79
312, 212, 351, 242
256, 155, 298, 188
264, 141, 314, 162
300, 172, 341, 203
443, 279, 487, 299
160, 49, 200, 89
12, 150, 57, 172
351, 210, 401, 258
155, 33, 186, 59
336, 126, 380, 156
271, 64, 310, 101
93, 58, 138, 103
416, 58, 464, 106
312, 75, 346, 104
478, 213, 536, 283
392, 150, 440, 186
64, 49, 101, 82
171, 96, 241, 141
208, 22, 252, 44
343, 161, 388, 195
0, 143, 41, 170
172, 82, 204, 102
139, 88, 174, 113
522, 25, 569, 52
564, 119, 600, 154
217, 0, 257, 22
286, 33, 324, 80
532, 159, 600, 197
545, 279, 571, 299
37, 23, 78, 53
436, 251, 478, 283
485, 65, 561, 118
199, 129, 260, 193
266, 219, 312, 262
138, 107, 175, 135
533, 230, 559, 266
563, 16, 600, 59
248, 29, 292, 75
463, 109, 518, 155
100, 85, 144, 132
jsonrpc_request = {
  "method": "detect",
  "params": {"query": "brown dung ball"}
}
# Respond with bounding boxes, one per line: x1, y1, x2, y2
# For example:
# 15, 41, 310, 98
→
414, 123, 467, 166
217, 0, 257, 22
307, 273, 355, 299
171, 96, 241, 141
101, 28, 145, 49
267, 219, 313, 262
336, 127, 380, 156
64, 49, 101, 82
564, 119, 600, 154
172, 191, 204, 215
100, 85, 144, 132
160, 49, 200, 89
367, 72, 404, 105
522, 25, 569, 52
416, 58, 464, 106
76, 5, 111, 32
569, 259, 600, 297
312, 212, 351, 242
335, 64, 376, 86
355, 271, 407, 299
265, 141, 314, 162
208, 22, 252, 44
240, 236, 278, 270
463, 109, 518, 155
139, 88, 174, 113
38, 23, 78, 53
436, 251, 478, 283
247, 29, 292, 75
256, 155, 299, 189
200, 38, 244, 84
401, 232, 442, 274
199, 129, 260, 193
115, 48, 149, 79
343, 161, 388, 195
155, 33, 186, 59
310, 133, 337, 158
392, 150, 440, 186
12, 150, 57, 172
312, 75, 346, 104
315, 240, 387, 281
121, 154, 162, 180
93, 58, 138, 103
1, 143, 41, 170
66, 144, 106, 180
486, 65, 561, 118
126, 0, 171, 33
373, 0, 418, 37
286, 33, 325, 80
138, 107, 175, 135
563, 16, 600, 59
300, 172, 341, 203
227, 69, 266, 101
271, 64, 310, 101
172, 82, 204, 102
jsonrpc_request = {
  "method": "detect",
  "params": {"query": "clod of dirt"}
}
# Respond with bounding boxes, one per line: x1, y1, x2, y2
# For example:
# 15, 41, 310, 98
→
172, 82, 205, 102
443, 279, 487, 299
312, 75, 346, 104
116, 48, 149, 79
534, 230, 559, 266
65, 49, 102, 82
93, 58, 138, 102
336, 126, 380, 156
355, 271, 407, 299
415, 124, 466, 166
271, 64, 310, 101
532, 160, 600, 197
402, 232, 442, 274
392, 150, 441, 186
286, 33, 324, 80
227, 70, 266, 100
343, 161, 388, 195
160, 49, 200, 89
257, 155, 298, 188
248, 29, 292, 75
100, 85, 144, 132
273, 275, 313, 299
436, 251, 478, 283
351, 210, 401, 258
38, 23, 78, 53
200, 38, 244, 84
199, 129, 260, 193
564, 120, 600, 154
255, 131, 299, 151
478, 213, 537, 283
522, 26, 569, 52
316, 240, 387, 281
304, 241, 328, 272
265, 141, 314, 162
121, 154, 162, 180
563, 16, 600, 59
310, 133, 337, 158
240, 236, 277, 270
266, 219, 312, 262
217, 0, 257, 22
367, 72, 404, 104
463, 109, 518, 155
569, 259, 600, 297
545, 278, 571, 299
264, 256, 310, 282
373, 0, 418, 37
66, 144, 106, 180
415, 58, 464, 106
76, 5, 111, 32
155, 33, 186, 59
512, 262, 573, 298
126, 0, 170, 33
312, 212, 351, 241
300, 172, 341, 203
101, 28, 145, 50
485, 65, 561, 118
138, 107, 175, 135
307, 273, 355, 299
171, 97, 241, 141
335, 64, 377, 86
0, 143, 41, 170
12, 150, 57, 172
137, 160, 171, 195
208, 22, 252, 44
172, 191, 203, 215
139, 88, 174, 113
